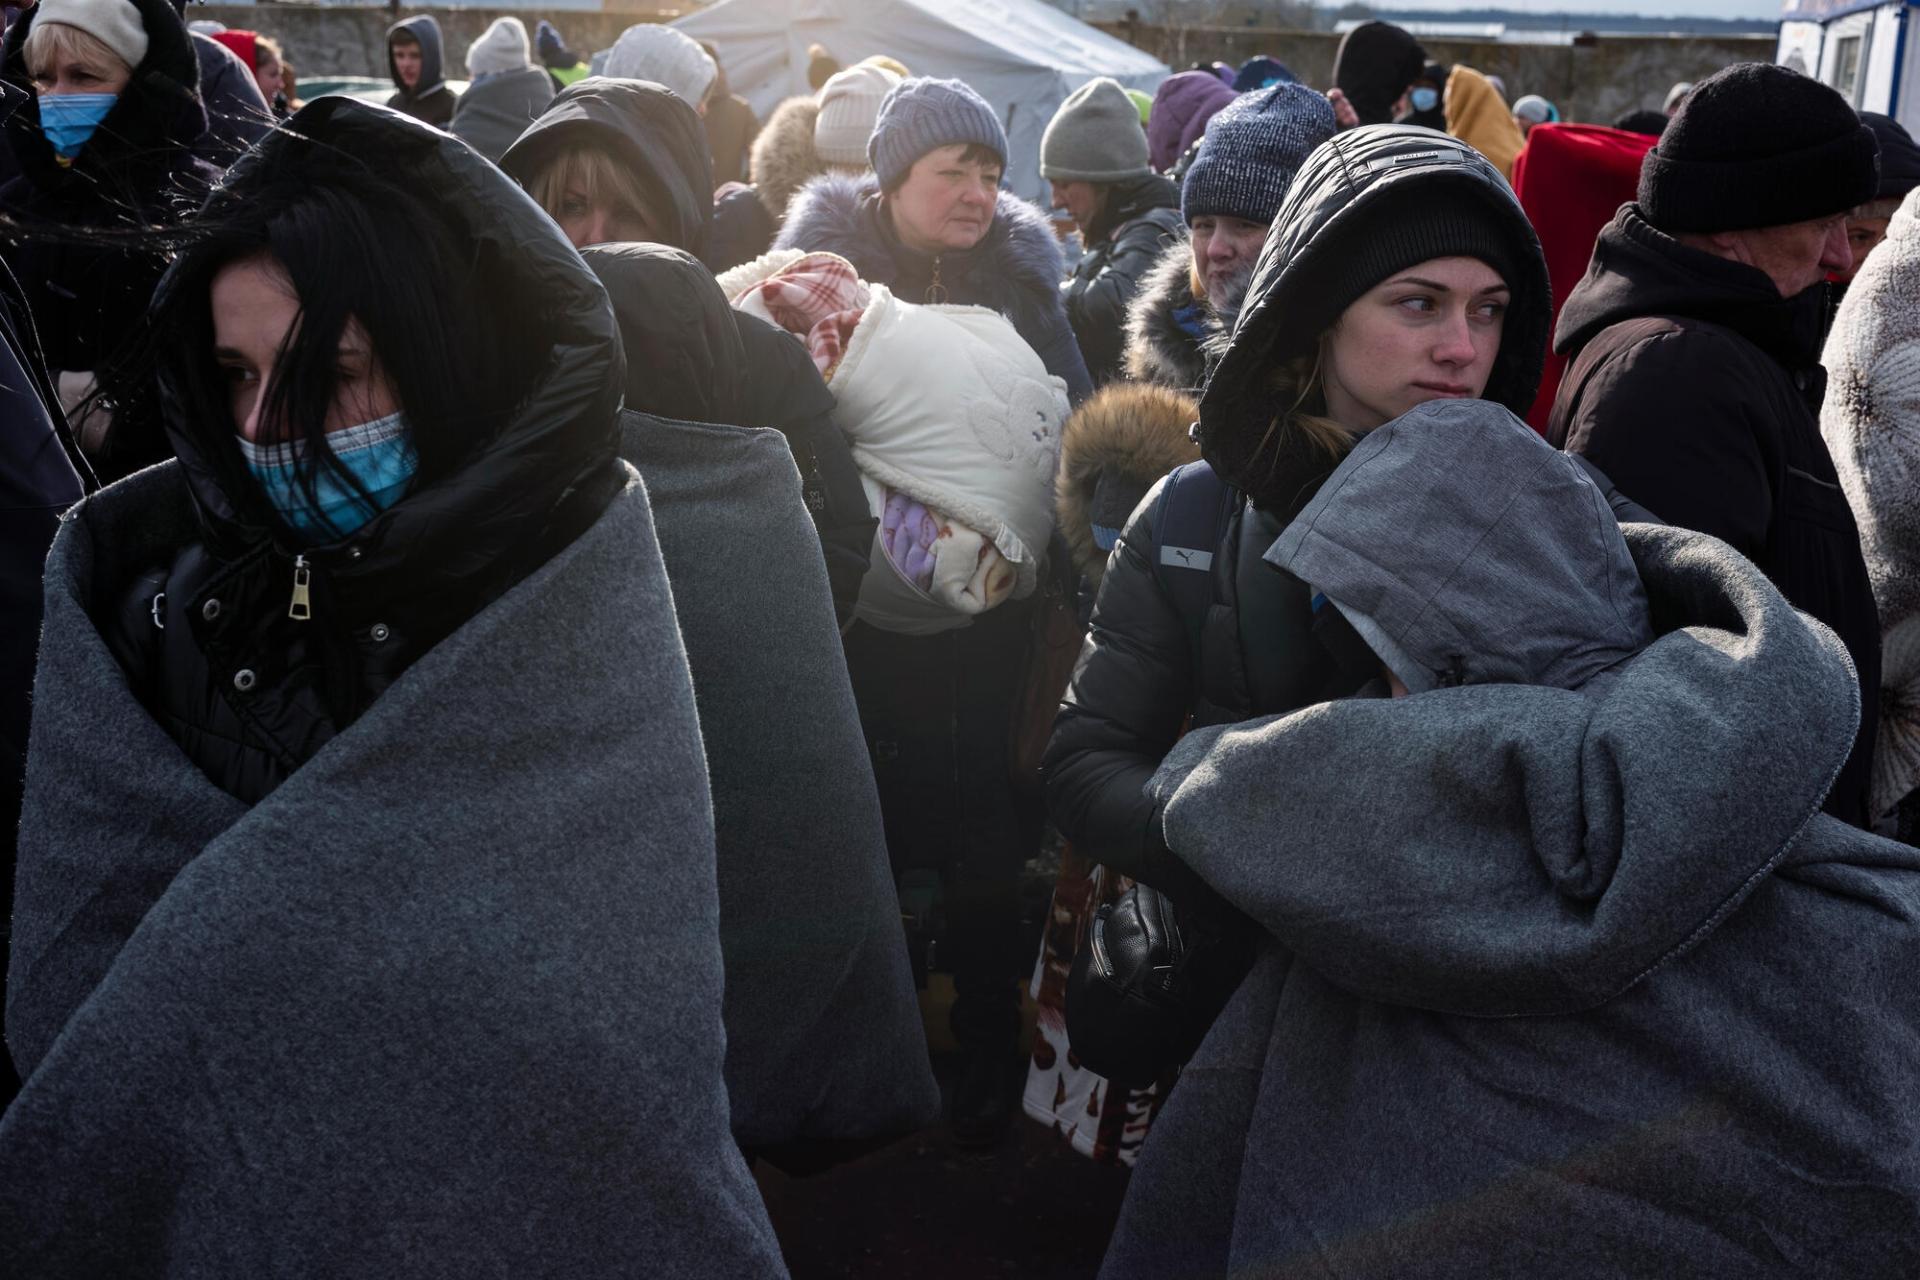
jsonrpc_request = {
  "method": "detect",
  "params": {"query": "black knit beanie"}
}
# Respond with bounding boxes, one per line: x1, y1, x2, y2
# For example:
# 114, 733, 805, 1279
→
1863, 112, 1920, 199
1640, 63, 1880, 232
1273, 186, 1526, 366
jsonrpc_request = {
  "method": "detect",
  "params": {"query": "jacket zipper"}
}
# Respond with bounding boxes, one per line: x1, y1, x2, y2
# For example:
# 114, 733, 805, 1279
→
926, 254, 948, 305
289, 554, 312, 621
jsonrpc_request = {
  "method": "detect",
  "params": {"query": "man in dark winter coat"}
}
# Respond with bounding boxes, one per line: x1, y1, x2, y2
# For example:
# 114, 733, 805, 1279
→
1548, 63, 1883, 827
776, 75, 1094, 402
1122, 82, 1337, 393
1044, 76, 1183, 387
0, 0, 220, 482
1329, 19, 1425, 126
384, 14, 455, 128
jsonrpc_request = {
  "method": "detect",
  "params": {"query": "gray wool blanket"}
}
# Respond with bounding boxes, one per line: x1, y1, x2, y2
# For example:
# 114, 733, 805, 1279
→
1104, 525, 1920, 1279
2, 461, 788, 1277
619, 412, 938, 1154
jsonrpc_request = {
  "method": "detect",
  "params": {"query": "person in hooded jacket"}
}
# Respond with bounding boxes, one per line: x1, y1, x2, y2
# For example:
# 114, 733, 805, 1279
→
1145, 69, 1236, 174
1100, 395, 1920, 1280
207, 28, 285, 119
1443, 64, 1525, 181
1400, 60, 1447, 129
1, 0, 219, 483
0, 98, 792, 1275
1548, 63, 1882, 828
384, 14, 455, 128
500, 80, 877, 623
535, 18, 587, 92
1122, 83, 1337, 395
778, 76, 1092, 402
737, 60, 898, 252
1823, 189, 1920, 841
185, 15, 270, 164
449, 16, 551, 163
1044, 77, 1182, 387
1046, 125, 1551, 914
1329, 20, 1425, 127
582, 241, 876, 626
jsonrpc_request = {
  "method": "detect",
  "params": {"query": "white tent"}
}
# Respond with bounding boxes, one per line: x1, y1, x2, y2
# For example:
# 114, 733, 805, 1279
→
673, 0, 1170, 202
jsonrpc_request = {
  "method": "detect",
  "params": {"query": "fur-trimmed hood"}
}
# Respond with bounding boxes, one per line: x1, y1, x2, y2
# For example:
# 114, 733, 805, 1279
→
751, 94, 827, 221
1123, 236, 1215, 394
776, 171, 1088, 398
1056, 383, 1201, 584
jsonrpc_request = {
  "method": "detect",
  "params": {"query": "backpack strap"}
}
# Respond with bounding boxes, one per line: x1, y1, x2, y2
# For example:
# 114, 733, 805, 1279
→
1150, 460, 1237, 661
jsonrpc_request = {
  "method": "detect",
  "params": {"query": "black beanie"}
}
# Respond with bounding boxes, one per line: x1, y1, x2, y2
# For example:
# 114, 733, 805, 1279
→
1640, 63, 1880, 232
1277, 186, 1526, 368
1331, 22, 1426, 127
1862, 112, 1920, 199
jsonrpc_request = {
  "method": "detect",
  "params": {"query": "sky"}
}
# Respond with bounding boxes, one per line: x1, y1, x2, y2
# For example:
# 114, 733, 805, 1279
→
1373, 0, 1784, 21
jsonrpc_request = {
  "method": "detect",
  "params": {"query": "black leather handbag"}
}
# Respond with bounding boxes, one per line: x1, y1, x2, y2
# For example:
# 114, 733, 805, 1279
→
1064, 882, 1259, 1088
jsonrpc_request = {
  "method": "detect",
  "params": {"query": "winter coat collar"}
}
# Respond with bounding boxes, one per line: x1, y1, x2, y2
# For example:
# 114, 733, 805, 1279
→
1056, 382, 1200, 583
158, 98, 626, 659
750, 94, 826, 221
1123, 235, 1215, 393
1555, 205, 1831, 370
1, 0, 210, 206
500, 77, 713, 263
1085, 172, 1181, 246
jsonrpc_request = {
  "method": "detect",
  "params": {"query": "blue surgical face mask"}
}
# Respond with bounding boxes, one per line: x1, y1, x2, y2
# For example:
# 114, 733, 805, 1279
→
38, 92, 117, 160
238, 412, 418, 543
1410, 87, 1440, 114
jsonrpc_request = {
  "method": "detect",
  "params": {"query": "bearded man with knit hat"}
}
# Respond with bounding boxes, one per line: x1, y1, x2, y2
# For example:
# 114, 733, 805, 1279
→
1044, 76, 1182, 386
1549, 62, 1883, 828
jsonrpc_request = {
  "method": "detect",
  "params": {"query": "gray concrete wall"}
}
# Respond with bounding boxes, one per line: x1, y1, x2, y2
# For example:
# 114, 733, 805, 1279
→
208, 6, 1773, 127
1089, 22, 1776, 125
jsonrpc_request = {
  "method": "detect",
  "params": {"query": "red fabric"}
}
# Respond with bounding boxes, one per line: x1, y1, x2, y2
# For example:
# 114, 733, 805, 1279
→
731, 252, 870, 378
210, 29, 260, 74
1511, 124, 1656, 433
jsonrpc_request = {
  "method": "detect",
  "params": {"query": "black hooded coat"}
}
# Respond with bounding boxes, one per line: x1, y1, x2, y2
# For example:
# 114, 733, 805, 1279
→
1548, 206, 1880, 827
384, 14, 457, 128
0, 0, 219, 482
580, 242, 876, 623
1046, 128, 1549, 899
501, 77, 718, 270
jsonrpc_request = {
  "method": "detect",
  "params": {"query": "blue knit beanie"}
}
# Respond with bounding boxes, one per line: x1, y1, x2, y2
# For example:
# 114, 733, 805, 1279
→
868, 77, 1009, 191
1181, 82, 1336, 225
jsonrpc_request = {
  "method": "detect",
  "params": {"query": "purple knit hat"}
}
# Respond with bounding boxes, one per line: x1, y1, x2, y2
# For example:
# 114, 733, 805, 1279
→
1147, 71, 1238, 172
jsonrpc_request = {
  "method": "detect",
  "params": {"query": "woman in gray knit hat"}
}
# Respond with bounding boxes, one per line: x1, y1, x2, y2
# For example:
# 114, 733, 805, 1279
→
776, 75, 1093, 402
1044, 76, 1183, 386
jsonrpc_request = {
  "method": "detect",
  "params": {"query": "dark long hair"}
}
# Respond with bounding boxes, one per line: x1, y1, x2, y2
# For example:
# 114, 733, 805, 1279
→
20, 123, 548, 539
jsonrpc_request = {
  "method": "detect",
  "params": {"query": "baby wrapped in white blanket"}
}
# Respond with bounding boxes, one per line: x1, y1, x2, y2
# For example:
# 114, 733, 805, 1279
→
720, 251, 1069, 634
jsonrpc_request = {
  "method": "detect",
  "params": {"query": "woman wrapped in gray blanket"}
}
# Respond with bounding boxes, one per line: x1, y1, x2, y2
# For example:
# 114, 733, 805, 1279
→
0, 99, 792, 1276
1101, 399, 1920, 1276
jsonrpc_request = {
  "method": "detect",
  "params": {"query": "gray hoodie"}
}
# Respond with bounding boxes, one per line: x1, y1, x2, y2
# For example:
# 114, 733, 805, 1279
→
1269, 398, 1652, 695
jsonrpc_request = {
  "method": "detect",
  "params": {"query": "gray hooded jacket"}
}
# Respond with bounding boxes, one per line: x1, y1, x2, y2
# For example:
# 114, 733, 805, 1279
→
1103, 400, 1920, 1278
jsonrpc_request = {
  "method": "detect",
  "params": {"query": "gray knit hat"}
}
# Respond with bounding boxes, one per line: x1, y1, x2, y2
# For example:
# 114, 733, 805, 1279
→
1181, 82, 1335, 225
868, 77, 1009, 190
1042, 77, 1150, 183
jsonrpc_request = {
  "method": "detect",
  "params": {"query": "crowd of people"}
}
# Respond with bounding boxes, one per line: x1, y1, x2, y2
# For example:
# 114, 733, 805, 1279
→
1, 0, 1919, 1274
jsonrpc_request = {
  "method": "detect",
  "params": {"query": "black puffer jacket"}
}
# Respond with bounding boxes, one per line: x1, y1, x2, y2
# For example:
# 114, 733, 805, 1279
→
1549, 205, 1879, 827
501, 78, 720, 269
104, 100, 626, 805
1045, 128, 1547, 895
0, 0, 219, 482
1064, 174, 1184, 386
581, 242, 875, 624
